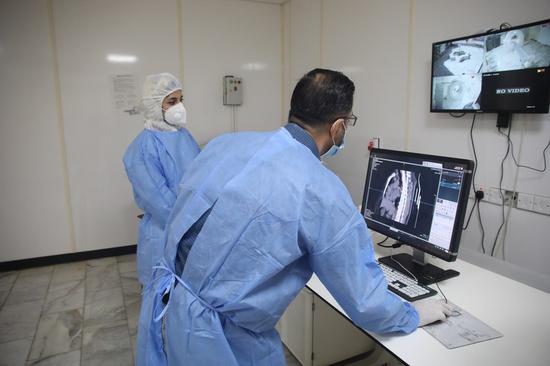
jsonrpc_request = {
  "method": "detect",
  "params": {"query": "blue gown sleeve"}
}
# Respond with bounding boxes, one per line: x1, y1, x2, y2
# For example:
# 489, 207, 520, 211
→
309, 212, 419, 334
124, 140, 177, 227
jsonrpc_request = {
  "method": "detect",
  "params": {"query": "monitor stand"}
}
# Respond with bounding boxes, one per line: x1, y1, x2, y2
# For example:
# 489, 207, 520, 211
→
378, 249, 459, 285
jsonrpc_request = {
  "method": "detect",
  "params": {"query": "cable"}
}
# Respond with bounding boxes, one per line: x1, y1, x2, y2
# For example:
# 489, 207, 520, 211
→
390, 255, 418, 283
469, 114, 485, 253
470, 114, 479, 192
435, 282, 448, 303
462, 198, 477, 230
377, 237, 402, 249
376, 236, 389, 245
450, 112, 466, 118
491, 125, 511, 257
497, 127, 549, 173
476, 201, 486, 254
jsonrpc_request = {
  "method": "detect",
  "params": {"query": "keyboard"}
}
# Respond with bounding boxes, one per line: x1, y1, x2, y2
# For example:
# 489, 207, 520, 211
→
379, 262, 438, 302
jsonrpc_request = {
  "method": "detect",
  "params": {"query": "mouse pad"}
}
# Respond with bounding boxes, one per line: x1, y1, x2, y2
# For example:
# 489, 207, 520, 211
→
423, 302, 503, 349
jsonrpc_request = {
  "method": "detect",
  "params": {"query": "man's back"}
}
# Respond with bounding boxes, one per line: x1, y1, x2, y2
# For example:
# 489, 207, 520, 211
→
151, 127, 416, 366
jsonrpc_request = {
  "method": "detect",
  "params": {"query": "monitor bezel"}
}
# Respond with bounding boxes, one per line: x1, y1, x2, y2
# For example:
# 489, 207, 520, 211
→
430, 18, 550, 114
361, 148, 474, 262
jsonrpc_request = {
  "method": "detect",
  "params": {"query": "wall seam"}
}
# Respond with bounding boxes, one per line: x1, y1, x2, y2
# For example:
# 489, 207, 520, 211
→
46, 0, 77, 252
320, 0, 324, 67
404, 0, 415, 151
280, 2, 285, 126
177, 0, 185, 86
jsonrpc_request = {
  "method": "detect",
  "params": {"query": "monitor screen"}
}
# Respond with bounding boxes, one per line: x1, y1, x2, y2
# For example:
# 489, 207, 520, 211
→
431, 18, 550, 113
361, 149, 474, 262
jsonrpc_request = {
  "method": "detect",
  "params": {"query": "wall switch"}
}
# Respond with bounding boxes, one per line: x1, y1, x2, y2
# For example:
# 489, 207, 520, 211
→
533, 195, 550, 215
516, 192, 534, 211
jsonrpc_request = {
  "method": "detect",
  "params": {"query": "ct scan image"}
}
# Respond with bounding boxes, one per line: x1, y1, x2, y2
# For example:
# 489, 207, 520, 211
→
365, 160, 442, 240
377, 169, 420, 225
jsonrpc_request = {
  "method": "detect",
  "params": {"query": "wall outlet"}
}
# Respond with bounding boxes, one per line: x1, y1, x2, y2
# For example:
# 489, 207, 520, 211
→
484, 187, 502, 205
368, 137, 380, 151
516, 192, 534, 211
484, 187, 514, 206
533, 195, 550, 215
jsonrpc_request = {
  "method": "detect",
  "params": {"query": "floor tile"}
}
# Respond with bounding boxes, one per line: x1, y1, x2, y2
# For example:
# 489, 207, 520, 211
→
28, 309, 82, 362
120, 271, 140, 296
19, 266, 54, 278
86, 258, 116, 267
51, 262, 86, 286
84, 287, 125, 328
0, 300, 43, 343
0, 338, 32, 366
284, 346, 301, 366
0, 290, 10, 308
43, 280, 85, 315
117, 260, 136, 274
117, 254, 136, 274
0, 271, 19, 306
130, 335, 137, 361
124, 292, 140, 337
82, 321, 133, 366
85, 264, 120, 292
0, 271, 19, 291
26, 350, 81, 366
5, 274, 50, 306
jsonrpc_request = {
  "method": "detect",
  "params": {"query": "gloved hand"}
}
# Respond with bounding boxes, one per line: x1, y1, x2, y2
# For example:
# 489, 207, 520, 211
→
413, 299, 454, 327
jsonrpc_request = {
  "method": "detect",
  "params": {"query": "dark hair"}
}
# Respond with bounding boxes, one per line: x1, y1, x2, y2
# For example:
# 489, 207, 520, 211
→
289, 68, 355, 127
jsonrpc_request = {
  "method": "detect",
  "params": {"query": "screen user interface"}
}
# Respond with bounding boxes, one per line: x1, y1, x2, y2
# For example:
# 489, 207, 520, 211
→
363, 152, 469, 253
432, 20, 550, 112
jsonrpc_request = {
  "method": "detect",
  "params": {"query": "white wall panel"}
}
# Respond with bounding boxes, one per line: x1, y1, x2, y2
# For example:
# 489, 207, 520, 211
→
0, 0, 72, 261
181, 0, 282, 143
322, 0, 411, 204
289, 0, 322, 82
52, 0, 181, 251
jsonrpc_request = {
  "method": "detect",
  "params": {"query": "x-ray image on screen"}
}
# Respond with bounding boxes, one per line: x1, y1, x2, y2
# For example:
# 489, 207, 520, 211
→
483, 24, 550, 73
365, 159, 442, 240
377, 169, 420, 225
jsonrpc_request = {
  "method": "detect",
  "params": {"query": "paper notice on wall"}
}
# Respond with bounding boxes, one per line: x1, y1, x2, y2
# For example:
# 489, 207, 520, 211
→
112, 74, 140, 115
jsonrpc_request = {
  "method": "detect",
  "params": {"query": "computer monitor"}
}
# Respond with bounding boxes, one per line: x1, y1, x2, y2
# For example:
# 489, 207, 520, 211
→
361, 148, 474, 284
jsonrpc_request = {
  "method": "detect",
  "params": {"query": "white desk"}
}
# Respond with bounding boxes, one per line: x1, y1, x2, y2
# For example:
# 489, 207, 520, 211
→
306, 254, 550, 365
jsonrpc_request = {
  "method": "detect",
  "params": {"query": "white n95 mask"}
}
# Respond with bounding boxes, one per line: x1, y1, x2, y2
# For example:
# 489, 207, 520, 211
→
163, 103, 187, 127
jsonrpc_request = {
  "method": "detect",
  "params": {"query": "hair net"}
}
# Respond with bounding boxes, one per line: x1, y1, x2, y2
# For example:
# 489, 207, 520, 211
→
141, 73, 183, 131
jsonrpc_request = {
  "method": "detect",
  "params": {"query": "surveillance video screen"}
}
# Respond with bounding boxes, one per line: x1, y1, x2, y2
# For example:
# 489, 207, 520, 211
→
363, 155, 467, 251
431, 19, 550, 112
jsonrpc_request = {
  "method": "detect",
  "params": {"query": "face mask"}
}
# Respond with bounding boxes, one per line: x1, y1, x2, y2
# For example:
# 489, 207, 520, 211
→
322, 123, 346, 158
163, 103, 187, 127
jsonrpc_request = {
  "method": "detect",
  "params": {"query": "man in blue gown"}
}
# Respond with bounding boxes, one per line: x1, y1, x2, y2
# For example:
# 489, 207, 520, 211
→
137, 68, 452, 365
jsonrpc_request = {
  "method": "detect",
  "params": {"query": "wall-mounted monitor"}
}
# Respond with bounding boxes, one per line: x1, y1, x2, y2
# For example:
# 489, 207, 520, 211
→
431, 19, 550, 113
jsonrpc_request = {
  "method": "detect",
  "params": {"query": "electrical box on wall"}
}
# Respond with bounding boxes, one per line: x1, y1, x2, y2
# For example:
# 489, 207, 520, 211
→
223, 75, 243, 106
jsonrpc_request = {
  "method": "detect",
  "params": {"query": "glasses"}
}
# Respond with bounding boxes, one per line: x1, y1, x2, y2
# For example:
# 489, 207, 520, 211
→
342, 114, 358, 127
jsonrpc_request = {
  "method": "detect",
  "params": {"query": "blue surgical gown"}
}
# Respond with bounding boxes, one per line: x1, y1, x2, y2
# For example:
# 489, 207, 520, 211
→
123, 128, 200, 285
136, 127, 418, 366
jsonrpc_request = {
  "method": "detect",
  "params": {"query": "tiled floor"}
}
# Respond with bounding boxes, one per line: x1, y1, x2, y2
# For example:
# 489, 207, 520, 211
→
0, 255, 301, 366
0, 255, 137, 366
